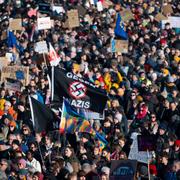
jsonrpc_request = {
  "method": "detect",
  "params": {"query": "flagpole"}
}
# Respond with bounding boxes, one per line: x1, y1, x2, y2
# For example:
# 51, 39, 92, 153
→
147, 149, 150, 180
43, 53, 48, 68
28, 95, 35, 127
51, 66, 54, 101
28, 95, 46, 172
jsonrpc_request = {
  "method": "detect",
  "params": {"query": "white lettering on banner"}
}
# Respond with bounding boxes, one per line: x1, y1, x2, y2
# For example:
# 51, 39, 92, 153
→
71, 99, 90, 109
66, 72, 96, 88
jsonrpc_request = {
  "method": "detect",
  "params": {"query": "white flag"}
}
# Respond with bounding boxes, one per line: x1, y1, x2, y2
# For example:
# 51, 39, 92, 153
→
48, 43, 60, 66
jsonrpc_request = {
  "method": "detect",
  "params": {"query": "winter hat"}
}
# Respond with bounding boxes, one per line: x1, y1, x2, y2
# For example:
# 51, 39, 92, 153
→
159, 123, 167, 131
18, 159, 27, 168
139, 165, 148, 177
175, 140, 180, 147
149, 164, 157, 175
101, 166, 110, 175
82, 163, 92, 174
18, 169, 28, 176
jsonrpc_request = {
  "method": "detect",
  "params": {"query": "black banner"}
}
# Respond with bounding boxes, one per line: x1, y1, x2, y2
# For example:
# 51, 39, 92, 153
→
50, 67, 108, 113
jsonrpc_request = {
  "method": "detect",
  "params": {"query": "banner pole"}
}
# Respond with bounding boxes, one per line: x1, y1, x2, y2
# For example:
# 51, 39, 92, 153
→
147, 149, 150, 180
51, 66, 54, 101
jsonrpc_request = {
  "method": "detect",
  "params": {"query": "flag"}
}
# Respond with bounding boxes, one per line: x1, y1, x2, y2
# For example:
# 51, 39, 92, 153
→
50, 67, 108, 113
29, 96, 60, 133
114, 13, 128, 40
48, 43, 60, 66
7, 31, 24, 53
60, 99, 95, 134
95, 132, 108, 151
7, 31, 17, 48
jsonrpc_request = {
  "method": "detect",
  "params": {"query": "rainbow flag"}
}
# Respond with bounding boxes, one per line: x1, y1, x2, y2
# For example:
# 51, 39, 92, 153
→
60, 100, 94, 134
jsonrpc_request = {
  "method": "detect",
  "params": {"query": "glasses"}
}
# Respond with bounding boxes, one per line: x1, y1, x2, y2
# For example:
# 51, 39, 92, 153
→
151, 116, 156, 118
131, 94, 136, 97
23, 129, 28, 131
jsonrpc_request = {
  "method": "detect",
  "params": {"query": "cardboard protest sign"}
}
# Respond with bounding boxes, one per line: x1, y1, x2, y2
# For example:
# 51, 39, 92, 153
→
5, 78, 21, 92
102, 0, 114, 9
1, 31, 7, 40
163, 4, 173, 15
121, 9, 134, 22
76, 5, 87, 16
137, 135, 156, 151
0, 57, 9, 70
115, 40, 128, 53
155, 13, 168, 22
9, 18, 23, 30
37, 17, 51, 30
1, 66, 29, 86
67, 10, 80, 28
34, 41, 48, 54
110, 160, 137, 180
5, 53, 13, 63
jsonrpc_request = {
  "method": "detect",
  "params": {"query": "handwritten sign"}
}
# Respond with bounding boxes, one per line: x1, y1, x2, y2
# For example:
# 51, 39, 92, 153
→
5, 78, 21, 92
0, 57, 9, 70
67, 10, 79, 28
37, 17, 51, 30
97, 1, 103, 12
121, 9, 134, 22
1, 66, 29, 86
34, 41, 48, 54
9, 18, 22, 30
110, 160, 137, 180
163, 4, 173, 16
155, 13, 168, 22
115, 40, 128, 53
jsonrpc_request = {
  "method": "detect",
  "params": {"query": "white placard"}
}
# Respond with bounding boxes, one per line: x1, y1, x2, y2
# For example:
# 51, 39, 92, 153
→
37, 17, 51, 30
34, 41, 48, 54
128, 133, 152, 164
162, 16, 180, 29
79, 109, 105, 120
97, 1, 103, 11
52, 6, 64, 14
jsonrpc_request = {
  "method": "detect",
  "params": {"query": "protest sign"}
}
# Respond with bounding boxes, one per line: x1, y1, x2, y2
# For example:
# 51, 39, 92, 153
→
5, 78, 21, 92
76, 5, 87, 16
128, 133, 152, 164
121, 9, 134, 22
137, 135, 156, 151
37, 17, 51, 30
110, 160, 137, 180
161, 16, 180, 29
67, 10, 79, 28
115, 40, 128, 53
5, 53, 13, 63
1, 31, 7, 40
79, 109, 105, 120
1, 66, 29, 86
0, 57, 9, 70
52, 6, 65, 14
97, 1, 103, 12
162, 4, 173, 15
155, 13, 168, 22
9, 18, 22, 30
102, 0, 113, 9
34, 41, 48, 54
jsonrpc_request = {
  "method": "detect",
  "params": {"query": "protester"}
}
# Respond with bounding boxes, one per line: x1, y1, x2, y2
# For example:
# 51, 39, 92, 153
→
0, 0, 179, 179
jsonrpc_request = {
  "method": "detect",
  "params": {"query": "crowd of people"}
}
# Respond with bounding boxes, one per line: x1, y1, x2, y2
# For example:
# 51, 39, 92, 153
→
0, 0, 180, 179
